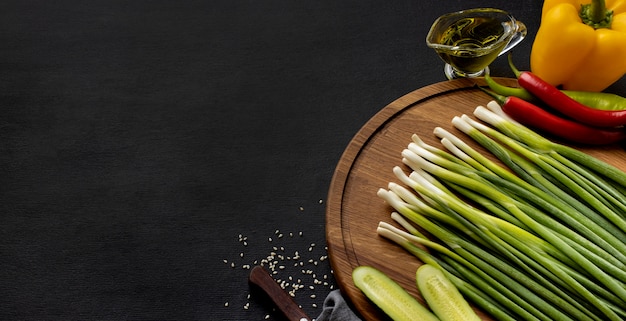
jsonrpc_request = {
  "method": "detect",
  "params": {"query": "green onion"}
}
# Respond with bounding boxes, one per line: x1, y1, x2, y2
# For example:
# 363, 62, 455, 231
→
374, 100, 626, 320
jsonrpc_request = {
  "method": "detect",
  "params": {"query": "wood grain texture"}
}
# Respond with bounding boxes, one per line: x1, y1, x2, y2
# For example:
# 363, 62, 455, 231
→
325, 77, 626, 321
249, 266, 312, 321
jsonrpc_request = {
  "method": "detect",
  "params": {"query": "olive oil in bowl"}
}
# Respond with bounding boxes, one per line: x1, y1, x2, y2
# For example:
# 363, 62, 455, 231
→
427, 8, 527, 79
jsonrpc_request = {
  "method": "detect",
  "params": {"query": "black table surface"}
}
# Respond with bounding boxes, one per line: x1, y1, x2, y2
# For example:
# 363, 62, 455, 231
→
3, 1, 625, 320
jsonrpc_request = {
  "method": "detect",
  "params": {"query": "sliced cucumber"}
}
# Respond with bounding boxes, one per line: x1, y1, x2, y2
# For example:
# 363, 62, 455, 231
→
416, 264, 482, 321
352, 265, 440, 321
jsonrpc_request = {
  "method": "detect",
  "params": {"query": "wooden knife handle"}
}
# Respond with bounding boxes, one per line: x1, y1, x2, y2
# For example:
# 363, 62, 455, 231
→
249, 265, 312, 321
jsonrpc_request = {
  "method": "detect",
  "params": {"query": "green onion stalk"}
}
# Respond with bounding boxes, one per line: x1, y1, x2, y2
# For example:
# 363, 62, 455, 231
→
374, 104, 626, 320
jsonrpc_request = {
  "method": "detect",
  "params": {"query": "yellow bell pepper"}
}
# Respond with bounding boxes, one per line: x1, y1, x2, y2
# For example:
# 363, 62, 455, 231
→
530, 0, 626, 91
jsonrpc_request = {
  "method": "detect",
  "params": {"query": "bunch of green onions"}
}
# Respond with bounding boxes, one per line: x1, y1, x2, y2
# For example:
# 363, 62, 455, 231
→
376, 101, 626, 321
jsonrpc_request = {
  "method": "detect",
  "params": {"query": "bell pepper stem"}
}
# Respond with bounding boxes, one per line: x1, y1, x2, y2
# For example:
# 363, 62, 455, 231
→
590, 0, 606, 23
581, 0, 613, 28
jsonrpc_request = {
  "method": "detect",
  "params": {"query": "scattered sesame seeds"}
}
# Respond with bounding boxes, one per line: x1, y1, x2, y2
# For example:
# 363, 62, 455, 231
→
224, 227, 336, 319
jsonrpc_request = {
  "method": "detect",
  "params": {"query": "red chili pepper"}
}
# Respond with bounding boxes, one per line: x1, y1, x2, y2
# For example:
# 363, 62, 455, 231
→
517, 71, 626, 127
501, 96, 626, 145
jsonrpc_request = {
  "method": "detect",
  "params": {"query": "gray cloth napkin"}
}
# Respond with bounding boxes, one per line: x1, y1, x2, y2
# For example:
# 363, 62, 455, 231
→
316, 290, 362, 321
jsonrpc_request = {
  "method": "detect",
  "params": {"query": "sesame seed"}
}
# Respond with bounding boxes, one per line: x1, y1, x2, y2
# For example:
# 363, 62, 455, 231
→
224, 302, 229, 307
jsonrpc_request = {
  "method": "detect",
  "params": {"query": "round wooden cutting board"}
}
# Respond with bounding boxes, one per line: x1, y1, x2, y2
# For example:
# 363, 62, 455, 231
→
325, 77, 626, 321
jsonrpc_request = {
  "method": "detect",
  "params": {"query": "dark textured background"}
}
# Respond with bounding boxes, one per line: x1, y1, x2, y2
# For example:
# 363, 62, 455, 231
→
2, 1, 624, 320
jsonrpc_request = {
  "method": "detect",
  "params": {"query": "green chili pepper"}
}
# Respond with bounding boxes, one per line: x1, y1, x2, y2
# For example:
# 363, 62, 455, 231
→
561, 90, 626, 111
484, 73, 535, 101
484, 73, 626, 112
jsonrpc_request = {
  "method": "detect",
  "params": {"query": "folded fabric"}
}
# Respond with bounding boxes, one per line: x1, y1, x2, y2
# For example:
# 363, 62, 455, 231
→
316, 290, 362, 321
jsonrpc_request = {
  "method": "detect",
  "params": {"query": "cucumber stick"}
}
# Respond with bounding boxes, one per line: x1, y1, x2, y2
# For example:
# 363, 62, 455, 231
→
352, 266, 440, 321
417, 264, 482, 321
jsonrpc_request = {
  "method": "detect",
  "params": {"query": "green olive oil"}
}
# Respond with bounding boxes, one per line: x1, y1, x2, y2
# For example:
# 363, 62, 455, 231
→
435, 17, 506, 73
